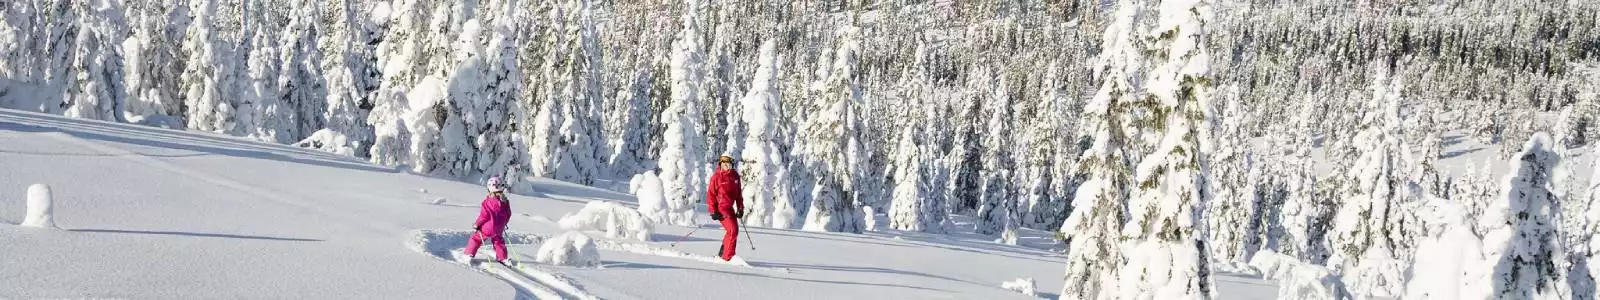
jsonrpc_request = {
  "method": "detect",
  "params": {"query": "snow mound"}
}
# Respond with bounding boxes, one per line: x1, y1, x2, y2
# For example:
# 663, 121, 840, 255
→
293, 129, 363, 157
558, 201, 654, 242
431, 198, 447, 205
21, 184, 58, 229
536, 231, 601, 268
1000, 277, 1037, 296
1249, 250, 1350, 299
633, 172, 668, 223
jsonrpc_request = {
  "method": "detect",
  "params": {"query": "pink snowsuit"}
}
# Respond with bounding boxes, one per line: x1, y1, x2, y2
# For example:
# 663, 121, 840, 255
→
467, 194, 512, 261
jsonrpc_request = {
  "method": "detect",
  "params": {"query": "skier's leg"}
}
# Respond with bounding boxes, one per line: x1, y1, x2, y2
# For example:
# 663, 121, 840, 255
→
492, 235, 509, 262
465, 232, 484, 258
720, 215, 739, 261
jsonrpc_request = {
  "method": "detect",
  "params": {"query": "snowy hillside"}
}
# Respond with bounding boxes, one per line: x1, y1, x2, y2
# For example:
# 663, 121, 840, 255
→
0, 109, 1279, 298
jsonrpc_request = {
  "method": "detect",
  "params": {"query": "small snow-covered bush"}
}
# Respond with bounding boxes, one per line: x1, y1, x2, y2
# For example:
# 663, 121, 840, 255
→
1250, 250, 1350, 299
1000, 277, 1037, 297
862, 206, 879, 232
559, 201, 654, 242
634, 172, 669, 223
535, 231, 601, 267
21, 184, 57, 229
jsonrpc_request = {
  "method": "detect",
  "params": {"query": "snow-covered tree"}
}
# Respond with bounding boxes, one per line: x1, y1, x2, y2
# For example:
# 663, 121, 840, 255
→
275, 1, 328, 144
1058, 0, 1141, 297
1478, 132, 1569, 299
63, 0, 129, 123
1207, 88, 1261, 264
655, 0, 709, 226
609, 64, 656, 178
1115, 0, 1217, 297
736, 40, 786, 228
527, 0, 606, 185
888, 121, 945, 233
180, 0, 242, 134
1328, 67, 1420, 298
241, 3, 284, 143
119, 0, 187, 128
298, 0, 377, 157
367, 0, 430, 167
975, 73, 1017, 241
801, 25, 866, 234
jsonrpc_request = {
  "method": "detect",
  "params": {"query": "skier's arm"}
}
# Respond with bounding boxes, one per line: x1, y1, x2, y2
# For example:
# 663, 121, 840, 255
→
705, 177, 719, 214
473, 201, 491, 230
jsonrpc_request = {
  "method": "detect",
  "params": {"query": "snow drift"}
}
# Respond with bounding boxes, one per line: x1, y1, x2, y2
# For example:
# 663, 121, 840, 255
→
536, 231, 601, 268
1250, 250, 1350, 299
559, 201, 654, 242
1001, 277, 1037, 297
21, 184, 57, 229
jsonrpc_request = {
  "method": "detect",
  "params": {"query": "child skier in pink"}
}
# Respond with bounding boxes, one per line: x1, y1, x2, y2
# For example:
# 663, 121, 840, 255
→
466, 176, 512, 264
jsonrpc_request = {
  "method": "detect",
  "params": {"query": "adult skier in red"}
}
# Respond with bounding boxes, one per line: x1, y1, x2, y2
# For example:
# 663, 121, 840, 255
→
706, 155, 746, 261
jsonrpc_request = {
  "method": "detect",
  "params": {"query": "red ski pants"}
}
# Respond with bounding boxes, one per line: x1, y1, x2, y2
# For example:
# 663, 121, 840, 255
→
467, 231, 507, 261
719, 215, 739, 261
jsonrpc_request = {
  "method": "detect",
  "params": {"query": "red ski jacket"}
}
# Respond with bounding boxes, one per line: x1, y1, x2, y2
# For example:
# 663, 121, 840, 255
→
706, 168, 745, 215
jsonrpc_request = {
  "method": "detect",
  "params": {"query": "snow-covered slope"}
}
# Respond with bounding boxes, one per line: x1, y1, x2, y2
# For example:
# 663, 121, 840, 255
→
0, 108, 1275, 298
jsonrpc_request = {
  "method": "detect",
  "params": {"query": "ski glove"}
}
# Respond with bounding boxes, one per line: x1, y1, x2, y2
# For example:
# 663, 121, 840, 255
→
711, 213, 723, 221
474, 225, 482, 232
733, 212, 743, 219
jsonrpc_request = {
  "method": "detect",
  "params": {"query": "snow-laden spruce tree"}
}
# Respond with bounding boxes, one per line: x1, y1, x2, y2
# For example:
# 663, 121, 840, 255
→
975, 73, 1018, 241
1059, 0, 1141, 297
180, 0, 241, 134
1281, 100, 1333, 263
609, 65, 656, 178
367, 0, 434, 167
63, 0, 129, 123
274, 1, 328, 144
1115, 0, 1217, 297
656, 0, 710, 226
404, 3, 477, 177
528, 0, 606, 185
1206, 90, 1260, 264
888, 122, 945, 233
1478, 132, 1569, 299
122, 0, 188, 128
241, 4, 284, 143
299, 0, 377, 157
801, 25, 867, 233
737, 40, 786, 228
1020, 62, 1064, 231
468, 1, 527, 186
1328, 67, 1420, 298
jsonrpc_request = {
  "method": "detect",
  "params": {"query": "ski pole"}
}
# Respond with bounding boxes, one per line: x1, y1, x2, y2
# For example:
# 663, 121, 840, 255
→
739, 216, 755, 251
670, 225, 703, 247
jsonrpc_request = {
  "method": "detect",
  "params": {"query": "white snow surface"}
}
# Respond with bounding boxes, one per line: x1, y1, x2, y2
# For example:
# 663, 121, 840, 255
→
0, 108, 1277, 299
21, 184, 56, 229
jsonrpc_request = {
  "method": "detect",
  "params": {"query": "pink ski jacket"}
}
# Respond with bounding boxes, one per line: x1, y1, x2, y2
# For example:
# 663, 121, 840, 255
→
474, 194, 512, 237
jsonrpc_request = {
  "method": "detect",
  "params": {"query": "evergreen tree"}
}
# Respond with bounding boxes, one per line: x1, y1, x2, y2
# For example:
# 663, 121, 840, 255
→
1116, 0, 1216, 297
657, 0, 710, 226
737, 40, 785, 228
1479, 132, 1569, 299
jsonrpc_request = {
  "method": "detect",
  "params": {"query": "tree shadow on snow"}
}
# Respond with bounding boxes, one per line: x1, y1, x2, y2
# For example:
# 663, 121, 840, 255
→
0, 110, 392, 174
1442, 147, 1484, 159
600, 260, 952, 293
70, 229, 323, 242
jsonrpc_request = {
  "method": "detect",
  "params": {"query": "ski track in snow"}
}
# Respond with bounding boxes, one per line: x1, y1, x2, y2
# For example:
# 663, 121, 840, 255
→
408, 229, 594, 300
